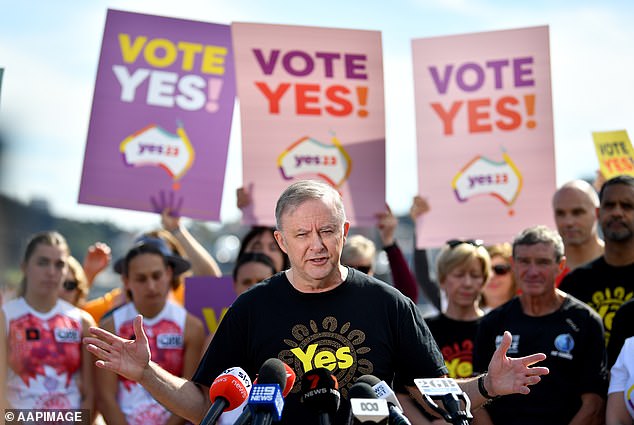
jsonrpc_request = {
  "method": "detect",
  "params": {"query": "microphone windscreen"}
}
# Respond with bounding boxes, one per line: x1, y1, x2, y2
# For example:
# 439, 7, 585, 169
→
356, 374, 381, 387
359, 376, 405, 412
348, 382, 378, 399
282, 362, 297, 397
301, 367, 341, 415
257, 358, 288, 389
208, 367, 251, 411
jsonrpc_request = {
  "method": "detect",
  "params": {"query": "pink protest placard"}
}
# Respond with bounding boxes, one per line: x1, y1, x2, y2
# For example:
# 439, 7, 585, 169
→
412, 26, 556, 247
79, 10, 235, 220
232, 23, 386, 226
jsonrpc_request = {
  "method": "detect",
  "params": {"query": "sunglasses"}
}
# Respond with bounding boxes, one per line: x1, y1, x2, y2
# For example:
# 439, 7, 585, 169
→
492, 264, 512, 276
63, 280, 79, 291
446, 239, 484, 249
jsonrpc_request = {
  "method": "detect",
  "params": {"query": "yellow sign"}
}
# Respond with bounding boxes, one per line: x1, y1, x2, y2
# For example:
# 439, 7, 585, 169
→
593, 130, 634, 179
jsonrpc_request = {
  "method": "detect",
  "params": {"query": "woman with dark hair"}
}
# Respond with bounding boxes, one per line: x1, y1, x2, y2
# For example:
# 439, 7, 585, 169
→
1, 231, 95, 412
58, 256, 91, 307
232, 252, 277, 296
237, 226, 290, 272
236, 186, 291, 273
84, 210, 221, 323
199, 251, 279, 362
97, 241, 204, 425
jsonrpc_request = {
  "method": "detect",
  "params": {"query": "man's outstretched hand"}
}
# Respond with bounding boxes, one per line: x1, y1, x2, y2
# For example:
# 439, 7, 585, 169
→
487, 331, 549, 397
84, 315, 151, 383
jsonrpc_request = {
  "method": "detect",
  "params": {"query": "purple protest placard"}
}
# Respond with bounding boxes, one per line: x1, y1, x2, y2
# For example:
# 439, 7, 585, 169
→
184, 276, 236, 335
79, 9, 235, 220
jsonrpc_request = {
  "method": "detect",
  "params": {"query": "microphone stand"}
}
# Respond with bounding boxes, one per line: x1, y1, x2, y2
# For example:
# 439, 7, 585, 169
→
421, 392, 472, 425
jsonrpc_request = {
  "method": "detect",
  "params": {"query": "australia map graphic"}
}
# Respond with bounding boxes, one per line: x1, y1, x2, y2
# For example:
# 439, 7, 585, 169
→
277, 133, 352, 188
119, 121, 195, 190
451, 150, 523, 214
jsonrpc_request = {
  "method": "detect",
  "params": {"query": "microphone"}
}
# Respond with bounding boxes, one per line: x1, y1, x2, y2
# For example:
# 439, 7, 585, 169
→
356, 376, 410, 425
356, 375, 411, 425
348, 381, 389, 424
231, 359, 296, 425
248, 358, 292, 425
414, 378, 472, 425
199, 367, 252, 425
301, 367, 341, 425
280, 361, 297, 397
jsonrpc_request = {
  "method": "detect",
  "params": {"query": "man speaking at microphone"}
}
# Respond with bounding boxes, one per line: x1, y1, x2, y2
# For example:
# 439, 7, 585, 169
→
85, 180, 550, 424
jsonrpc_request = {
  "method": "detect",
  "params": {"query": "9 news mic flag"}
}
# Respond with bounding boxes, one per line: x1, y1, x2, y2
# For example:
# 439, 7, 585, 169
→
245, 358, 289, 424
249, 384, 284, 424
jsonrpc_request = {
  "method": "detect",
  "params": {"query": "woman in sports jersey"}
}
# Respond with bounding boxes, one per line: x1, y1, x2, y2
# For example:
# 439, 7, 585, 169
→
0, 231, 95, 412
97, 240, 205, 425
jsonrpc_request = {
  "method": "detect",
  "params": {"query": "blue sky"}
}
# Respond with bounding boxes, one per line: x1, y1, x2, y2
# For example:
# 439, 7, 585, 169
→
1, 0, 633, 231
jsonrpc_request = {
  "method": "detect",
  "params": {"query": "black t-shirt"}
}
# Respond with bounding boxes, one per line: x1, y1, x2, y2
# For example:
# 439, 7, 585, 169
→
416, 313, 481, 421
192, 268, 447, 425
607, 298, 634, 367
559, 256, 634, 345
473, 297, 608, 425
425, 314, 481, 379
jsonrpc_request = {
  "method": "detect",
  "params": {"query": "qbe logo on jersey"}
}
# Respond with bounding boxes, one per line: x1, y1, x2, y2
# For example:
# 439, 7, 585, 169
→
54, 328, 81, 343
414, 378, 462, 396
157, 333, 183, 349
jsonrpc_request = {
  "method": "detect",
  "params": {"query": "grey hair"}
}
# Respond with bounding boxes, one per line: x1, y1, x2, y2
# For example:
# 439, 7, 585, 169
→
512, 225, 564, 262
275, 180, 346, 230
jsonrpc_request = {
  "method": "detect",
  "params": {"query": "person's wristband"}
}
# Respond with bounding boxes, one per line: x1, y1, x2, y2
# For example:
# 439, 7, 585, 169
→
478, 373, 498, 400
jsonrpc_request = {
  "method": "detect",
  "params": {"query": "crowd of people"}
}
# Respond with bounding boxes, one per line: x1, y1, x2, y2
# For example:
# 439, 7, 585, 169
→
1, 175, 633, 425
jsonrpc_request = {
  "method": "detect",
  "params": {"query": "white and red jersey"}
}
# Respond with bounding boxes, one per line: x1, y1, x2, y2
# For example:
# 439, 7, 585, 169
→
113, 301, 186, 425
3, 298, 83, 409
